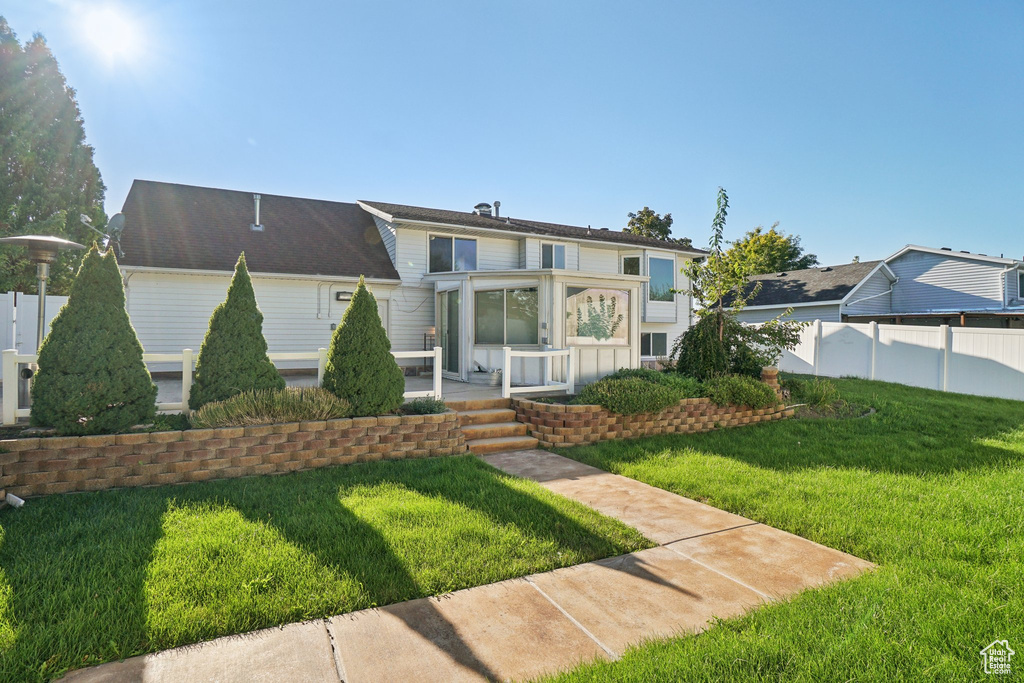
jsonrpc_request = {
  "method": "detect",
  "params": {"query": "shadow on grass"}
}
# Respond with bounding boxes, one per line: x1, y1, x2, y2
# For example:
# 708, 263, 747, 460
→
0, 454, 642, 681
562, 377, 1024, 475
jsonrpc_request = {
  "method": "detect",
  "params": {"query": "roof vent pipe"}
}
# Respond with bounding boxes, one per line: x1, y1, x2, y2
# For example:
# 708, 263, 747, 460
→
493, 200, 500, 218
251, 194, 263, 231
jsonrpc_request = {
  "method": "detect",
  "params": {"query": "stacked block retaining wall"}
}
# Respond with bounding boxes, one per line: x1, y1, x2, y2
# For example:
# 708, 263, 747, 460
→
514, 368, 793, 449
0, 412, 465, 499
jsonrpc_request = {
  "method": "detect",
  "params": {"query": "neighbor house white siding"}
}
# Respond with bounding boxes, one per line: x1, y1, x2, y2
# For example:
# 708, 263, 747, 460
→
888, 251, 1006, 312
842, 267, 894, 316
735, 303, 843, 324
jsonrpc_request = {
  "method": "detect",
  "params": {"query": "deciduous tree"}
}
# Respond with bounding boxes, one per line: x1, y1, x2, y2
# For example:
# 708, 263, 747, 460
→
625, 207, 692, 248
726, 223, 818, 275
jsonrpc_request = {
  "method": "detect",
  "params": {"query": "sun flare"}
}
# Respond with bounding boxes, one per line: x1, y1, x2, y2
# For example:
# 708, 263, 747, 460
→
80, 6, 141, 62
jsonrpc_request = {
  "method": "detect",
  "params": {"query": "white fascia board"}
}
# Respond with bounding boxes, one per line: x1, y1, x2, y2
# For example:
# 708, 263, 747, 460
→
421, 269, 649, 283
119, 265, 401, 285
840, 261, 898, 304
377, 214, 707, 258
356, 201, 395, 223
886, 244, 1020, 266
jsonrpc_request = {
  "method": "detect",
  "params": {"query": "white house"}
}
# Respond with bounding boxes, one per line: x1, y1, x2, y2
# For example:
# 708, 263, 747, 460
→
116, 180, 705, 385
735, 245, 1024, 328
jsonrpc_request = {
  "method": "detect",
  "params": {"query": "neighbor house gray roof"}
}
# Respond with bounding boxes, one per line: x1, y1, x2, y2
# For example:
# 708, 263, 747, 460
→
119, 180, 401, 280
359, 200, 706, 254
739, 260, 883, 307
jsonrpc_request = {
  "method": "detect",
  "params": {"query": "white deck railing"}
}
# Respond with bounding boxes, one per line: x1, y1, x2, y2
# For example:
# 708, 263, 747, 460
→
1, 346, 443, 425
501, 346, 575, 399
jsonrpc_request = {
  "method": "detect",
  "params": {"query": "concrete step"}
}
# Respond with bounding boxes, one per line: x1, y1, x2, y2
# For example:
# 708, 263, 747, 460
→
457, 408, 517, 426
461, 422, 528, 441
445, 398, 512, 412
466, 435, 539, 455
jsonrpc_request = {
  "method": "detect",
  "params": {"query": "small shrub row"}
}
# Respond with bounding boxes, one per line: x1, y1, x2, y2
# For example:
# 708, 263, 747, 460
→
703, 374, 778, 409
399, 397, 449, 415
574, 377, 682, 415
190, 387, 352, 429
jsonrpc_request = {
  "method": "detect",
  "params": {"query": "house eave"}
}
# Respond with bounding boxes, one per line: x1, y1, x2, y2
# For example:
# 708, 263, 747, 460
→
119, 264, 402, 285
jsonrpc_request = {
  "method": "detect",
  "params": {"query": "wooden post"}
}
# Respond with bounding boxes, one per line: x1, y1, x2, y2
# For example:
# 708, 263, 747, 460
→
317, 347, 328, 385
940, 324, 951, 392
180, 349, 193, 414
433, 346, 443, 399
502, 346, 512, 398
869, 321, 878, 380
566, 347, 575, 395
2, 349, 18, 425
813, 319, 823, 377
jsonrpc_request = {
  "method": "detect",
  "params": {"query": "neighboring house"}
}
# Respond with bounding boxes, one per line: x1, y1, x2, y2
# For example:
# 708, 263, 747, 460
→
733, 260, 895, 324
735, 245, 1024, 328
117, 180, 704, 385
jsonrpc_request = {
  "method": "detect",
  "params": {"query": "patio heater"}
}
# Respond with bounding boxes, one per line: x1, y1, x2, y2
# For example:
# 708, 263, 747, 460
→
0, 235, 85, 407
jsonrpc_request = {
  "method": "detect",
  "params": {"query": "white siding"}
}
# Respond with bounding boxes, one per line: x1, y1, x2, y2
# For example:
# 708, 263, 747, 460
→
578, 245, 619, 274
842, 267, 893, 316
735, 304, 843, 324
888, 251, 1006, 312
123, 271, 394, 365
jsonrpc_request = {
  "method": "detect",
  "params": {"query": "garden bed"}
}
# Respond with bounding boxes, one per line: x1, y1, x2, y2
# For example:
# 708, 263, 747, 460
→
514, 368, 793, 449
0, 412, 465, 500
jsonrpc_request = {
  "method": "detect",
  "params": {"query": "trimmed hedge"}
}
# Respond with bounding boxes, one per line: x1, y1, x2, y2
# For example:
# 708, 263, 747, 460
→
31, 245, 157, 435
605, 367, 703, 398
322, 277, 405, 417
574, 377, 682, 415
190, 387, 351, 428
703, 374, 778, 409
399, 397, 449, 415
189, 253, 284, 409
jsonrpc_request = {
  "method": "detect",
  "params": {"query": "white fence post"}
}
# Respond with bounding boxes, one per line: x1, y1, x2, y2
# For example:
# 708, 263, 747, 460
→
2, 349, 18, 425
812, 319, 822, 377
180, 349, 193, 413
502, 346, 512, 399
433, 346, 443, 399
317, 348, 328, 385
542, 344, 552, 385
940, 324, 951, 392
869, 321, 878, 380
566, 347, 575, 395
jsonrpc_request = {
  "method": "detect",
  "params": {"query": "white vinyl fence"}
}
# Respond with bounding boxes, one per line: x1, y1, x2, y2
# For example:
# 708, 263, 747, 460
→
0, 292, 68, 351
780, 320, 1024, 401
2, 347, 443, 425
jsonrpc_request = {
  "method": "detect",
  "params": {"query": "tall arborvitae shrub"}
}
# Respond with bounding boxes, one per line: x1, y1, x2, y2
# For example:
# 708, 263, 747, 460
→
189, 253, 284, 410
322, 276, 404, 416
31, 245, 157, 434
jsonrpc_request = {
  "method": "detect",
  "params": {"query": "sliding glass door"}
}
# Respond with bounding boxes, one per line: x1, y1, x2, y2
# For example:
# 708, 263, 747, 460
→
438, 290, 460, 376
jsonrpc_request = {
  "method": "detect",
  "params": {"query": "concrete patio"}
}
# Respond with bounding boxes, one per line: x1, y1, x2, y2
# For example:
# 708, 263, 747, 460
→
63, 450, 874, 683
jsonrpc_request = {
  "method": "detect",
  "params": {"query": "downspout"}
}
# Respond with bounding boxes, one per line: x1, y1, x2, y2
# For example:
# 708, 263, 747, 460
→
845, 278, 899, 308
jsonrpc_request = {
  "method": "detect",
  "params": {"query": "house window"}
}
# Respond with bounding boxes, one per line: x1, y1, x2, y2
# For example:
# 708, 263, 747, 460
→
641, 332, 668, 358
622, 256, 640, 276
474, 287, 538, 345
542, 243, 565, 269
648, 256, 675, 302
429, 235, 477, 273
566, 287, 629, 345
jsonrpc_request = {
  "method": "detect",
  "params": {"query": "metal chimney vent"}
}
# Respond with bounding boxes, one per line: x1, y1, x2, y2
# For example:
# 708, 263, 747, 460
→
473, 202, 492, 217
251, 194, 264, 231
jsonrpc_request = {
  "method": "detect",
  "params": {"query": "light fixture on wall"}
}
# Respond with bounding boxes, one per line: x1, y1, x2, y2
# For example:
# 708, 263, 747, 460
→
335, 291, 353, 302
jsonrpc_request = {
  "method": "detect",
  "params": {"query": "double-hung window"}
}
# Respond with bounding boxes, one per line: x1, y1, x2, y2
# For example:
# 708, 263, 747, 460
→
542, 243, 566, 269
641, 332, 668, 358
429, 235, 477, 273
647, 256, 675, 302
474, 287, 539, 345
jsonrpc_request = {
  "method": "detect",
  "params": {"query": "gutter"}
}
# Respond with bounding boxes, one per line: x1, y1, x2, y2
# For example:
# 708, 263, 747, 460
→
845, 278, 898, 308
119, 265, 402, 285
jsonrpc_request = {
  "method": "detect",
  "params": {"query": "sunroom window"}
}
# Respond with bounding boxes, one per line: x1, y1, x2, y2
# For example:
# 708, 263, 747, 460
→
474, 287, 538, 345
429, 235, 477, 273
542, 243, 565, 269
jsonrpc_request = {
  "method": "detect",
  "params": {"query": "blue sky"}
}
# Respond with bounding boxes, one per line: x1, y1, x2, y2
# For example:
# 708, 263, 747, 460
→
6, 1, 1023, 264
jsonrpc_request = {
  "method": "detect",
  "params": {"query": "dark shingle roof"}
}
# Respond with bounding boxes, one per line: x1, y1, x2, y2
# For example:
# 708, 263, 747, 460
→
119, 181, 400, 280
359, 201, 706, 254
741, 260, 883, 307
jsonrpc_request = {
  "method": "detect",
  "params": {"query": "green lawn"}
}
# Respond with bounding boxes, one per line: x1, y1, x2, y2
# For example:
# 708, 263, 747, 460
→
549, 378, 1024, 682
0, 455, 649, 682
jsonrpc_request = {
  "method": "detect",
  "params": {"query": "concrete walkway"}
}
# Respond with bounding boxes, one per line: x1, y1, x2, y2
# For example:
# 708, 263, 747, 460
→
65, 450, 873, 683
